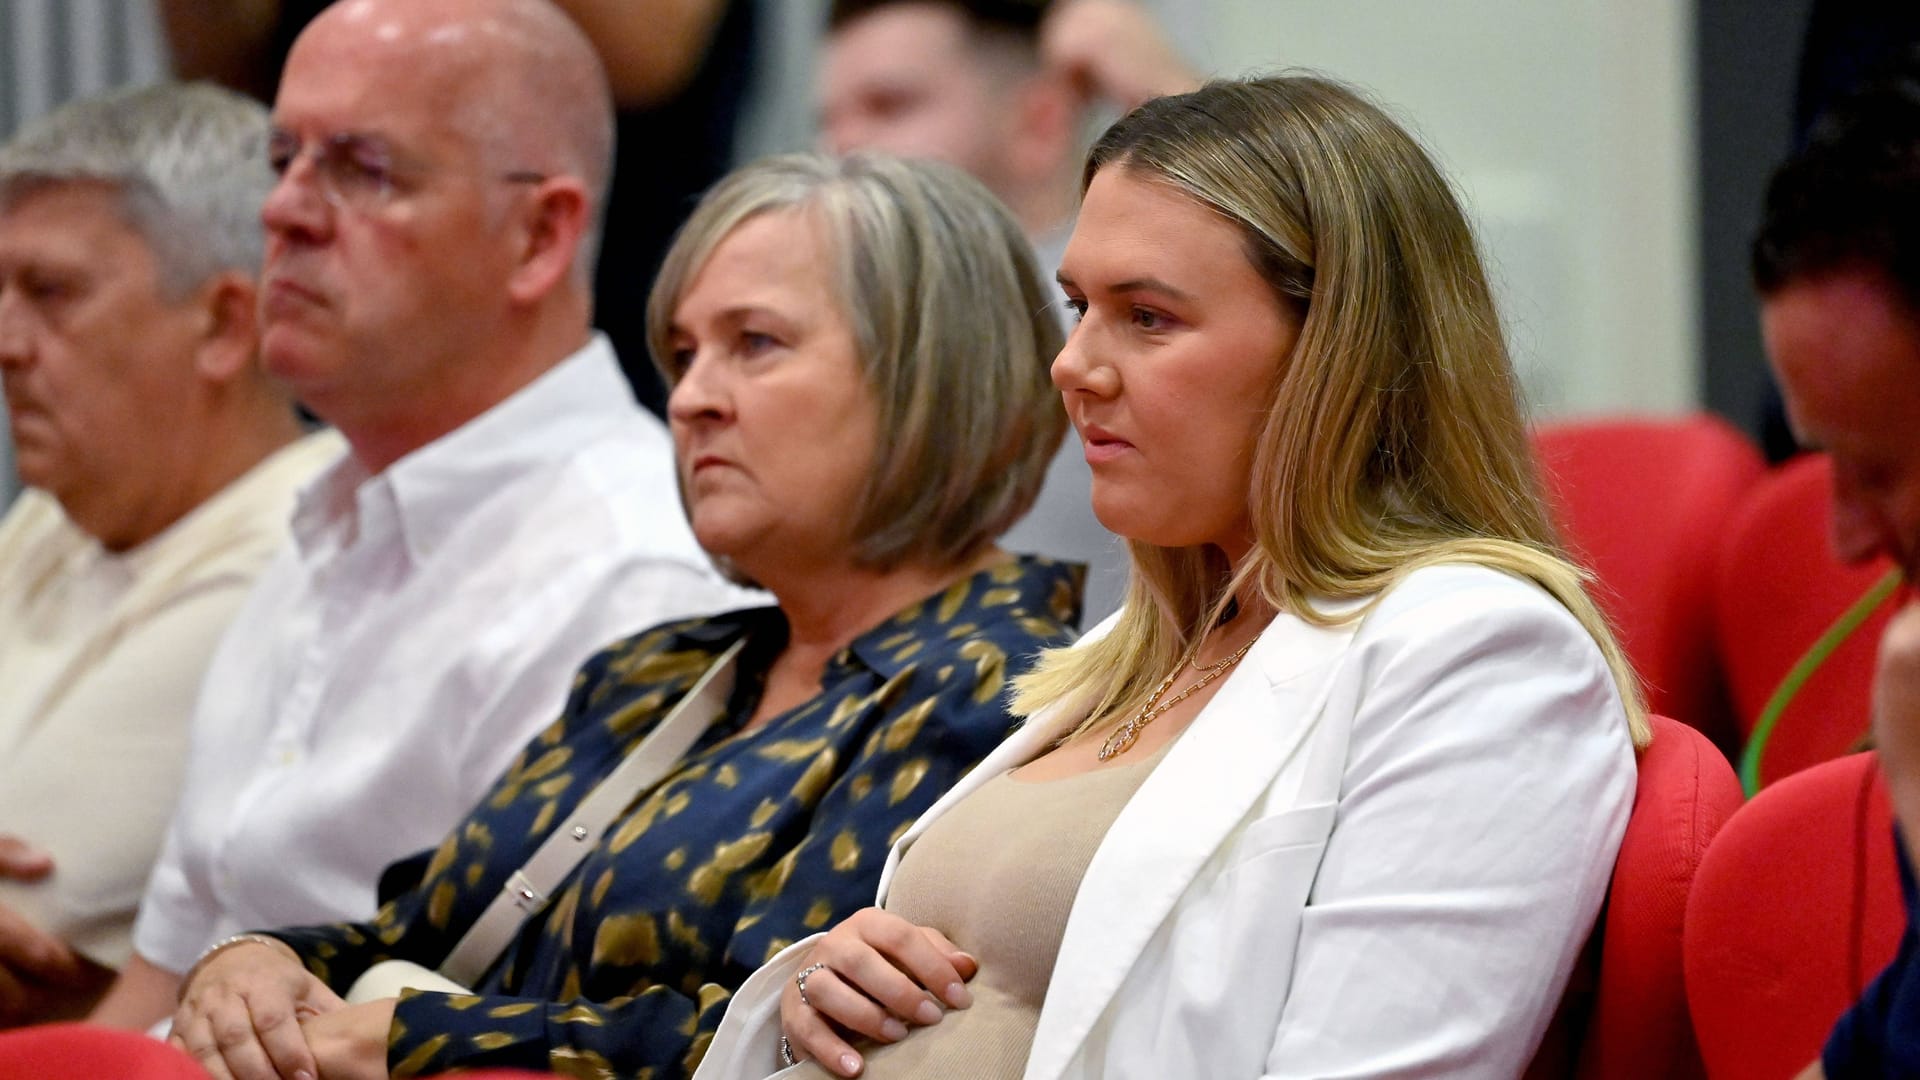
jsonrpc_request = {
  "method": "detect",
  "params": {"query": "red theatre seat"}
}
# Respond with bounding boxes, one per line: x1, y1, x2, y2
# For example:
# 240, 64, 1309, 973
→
1534, 416, 1765, 750
0, 1024, 209, 1079
0, 1024, 561, 1078
1684, 752, 1905, 1080
1527, 714, 1742, 1080
1713, 454, 1899, 789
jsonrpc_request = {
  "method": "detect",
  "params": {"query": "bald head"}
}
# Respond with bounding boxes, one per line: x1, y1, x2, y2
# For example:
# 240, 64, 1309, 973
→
262, 0, 620, 465
294, 0, 615, 269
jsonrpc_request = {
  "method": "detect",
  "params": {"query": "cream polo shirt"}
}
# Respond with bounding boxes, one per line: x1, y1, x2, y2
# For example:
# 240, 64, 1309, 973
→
131, 336, 756, 976
0, 431, 340, 967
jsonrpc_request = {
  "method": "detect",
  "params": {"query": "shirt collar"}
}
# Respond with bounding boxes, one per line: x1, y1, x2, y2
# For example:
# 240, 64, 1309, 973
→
839, 556, 1083, 681
289, 334, 648, 565
651, 557, 1081, 683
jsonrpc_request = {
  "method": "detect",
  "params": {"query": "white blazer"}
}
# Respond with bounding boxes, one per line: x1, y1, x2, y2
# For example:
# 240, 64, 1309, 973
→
695, 565, 1636, 1080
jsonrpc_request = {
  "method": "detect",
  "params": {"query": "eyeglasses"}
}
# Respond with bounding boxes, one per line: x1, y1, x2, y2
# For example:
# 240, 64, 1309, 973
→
266, 129, 546, 211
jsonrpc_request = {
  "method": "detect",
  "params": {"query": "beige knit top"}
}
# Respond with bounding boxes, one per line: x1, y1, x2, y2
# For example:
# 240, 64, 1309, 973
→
786, 741, 1169, 1079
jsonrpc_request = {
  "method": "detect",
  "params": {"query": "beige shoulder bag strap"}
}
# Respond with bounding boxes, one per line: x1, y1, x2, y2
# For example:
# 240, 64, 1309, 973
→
436, 638, 746, 987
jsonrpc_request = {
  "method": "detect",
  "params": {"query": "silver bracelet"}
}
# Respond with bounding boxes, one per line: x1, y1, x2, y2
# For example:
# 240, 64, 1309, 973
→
177, 933, 289, 1001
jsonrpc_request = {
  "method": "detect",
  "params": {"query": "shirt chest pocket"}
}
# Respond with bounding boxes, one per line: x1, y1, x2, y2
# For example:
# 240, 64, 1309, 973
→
1133, 800, 1341, 1071
1225, 800, 1338, 867
1180, 800, 1339, 949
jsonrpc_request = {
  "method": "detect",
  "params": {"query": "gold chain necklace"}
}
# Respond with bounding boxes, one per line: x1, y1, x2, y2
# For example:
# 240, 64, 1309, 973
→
1098, 637, 1257, 761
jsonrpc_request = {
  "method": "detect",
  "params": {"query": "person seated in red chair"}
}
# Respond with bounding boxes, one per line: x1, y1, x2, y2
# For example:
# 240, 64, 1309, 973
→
1754, 51, 1920, 1080
695, 75, 1645, 1080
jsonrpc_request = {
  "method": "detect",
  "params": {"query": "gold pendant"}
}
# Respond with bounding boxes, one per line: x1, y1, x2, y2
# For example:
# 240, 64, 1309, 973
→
1098, 720, 1139, 761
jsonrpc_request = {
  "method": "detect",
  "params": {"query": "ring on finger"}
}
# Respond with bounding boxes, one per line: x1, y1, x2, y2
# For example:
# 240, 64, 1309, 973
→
779, 1033, 798, 1067
794, 962, 829, 1009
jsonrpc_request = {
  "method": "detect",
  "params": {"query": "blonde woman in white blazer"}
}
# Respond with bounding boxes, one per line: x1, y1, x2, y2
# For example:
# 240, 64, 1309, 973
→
693, 75, 1646, 1080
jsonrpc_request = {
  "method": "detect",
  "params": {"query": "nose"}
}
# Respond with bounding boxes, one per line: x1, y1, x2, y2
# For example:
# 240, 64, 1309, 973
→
666, 346, 730, 430
260, 151, 333, 243
819, 114, 860, 157
0, 290, 33, 370
1050, 321, 1117, 399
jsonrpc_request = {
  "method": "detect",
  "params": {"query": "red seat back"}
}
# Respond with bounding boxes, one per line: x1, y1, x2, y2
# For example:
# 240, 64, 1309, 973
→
1684, 752, 1905, 1079
0, 1024, 211, 1079
1712, 454, 1898, 788
1527, 715, 1742, 1079
0, 1023, 563, 1078
1535, 417, 1765, 748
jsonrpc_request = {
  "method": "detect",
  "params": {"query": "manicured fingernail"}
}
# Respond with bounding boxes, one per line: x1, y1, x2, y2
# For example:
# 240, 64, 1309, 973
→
840, 1052, 862, 1075
915, 998, 943, 1025
880, 1017, 908, 1041
945, 981, 972, 1008
295, 1072, 314, 1080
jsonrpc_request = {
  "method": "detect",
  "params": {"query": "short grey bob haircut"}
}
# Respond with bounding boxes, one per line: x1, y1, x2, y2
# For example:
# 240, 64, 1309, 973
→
0, 81, 273, 299
648, 152, 1067, 571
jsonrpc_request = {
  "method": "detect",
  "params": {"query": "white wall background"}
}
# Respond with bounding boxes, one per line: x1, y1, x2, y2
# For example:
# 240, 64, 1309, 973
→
1194, 0, 1699, 419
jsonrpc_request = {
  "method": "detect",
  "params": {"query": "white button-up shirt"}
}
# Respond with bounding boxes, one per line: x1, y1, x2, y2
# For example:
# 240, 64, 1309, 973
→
132, 336, 755, 974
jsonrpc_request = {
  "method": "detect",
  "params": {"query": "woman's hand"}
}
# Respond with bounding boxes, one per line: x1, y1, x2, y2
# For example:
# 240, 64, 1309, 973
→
779, 908, 977, 1078
302, 997, 397, 1080
169, 938, 346, 1080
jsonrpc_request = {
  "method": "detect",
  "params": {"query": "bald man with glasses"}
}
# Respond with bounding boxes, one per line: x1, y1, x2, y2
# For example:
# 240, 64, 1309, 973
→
61, 0, 753, 1034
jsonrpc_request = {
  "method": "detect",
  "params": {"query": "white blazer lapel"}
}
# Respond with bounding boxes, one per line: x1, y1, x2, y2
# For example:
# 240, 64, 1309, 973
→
1022, 614, 1361, 1080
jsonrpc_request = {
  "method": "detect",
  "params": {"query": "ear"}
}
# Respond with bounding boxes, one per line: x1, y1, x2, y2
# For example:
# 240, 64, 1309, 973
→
192, 271, 260, 384
506, 178, 592, 305
1005, 71, 1081, 186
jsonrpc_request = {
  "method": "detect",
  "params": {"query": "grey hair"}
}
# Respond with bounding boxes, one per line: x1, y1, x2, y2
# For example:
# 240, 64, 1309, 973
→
648, 151, 1068, 570
0, 81, 272, 299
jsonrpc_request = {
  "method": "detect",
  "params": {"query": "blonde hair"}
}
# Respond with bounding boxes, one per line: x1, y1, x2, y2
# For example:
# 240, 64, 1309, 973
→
647, 152, 1066, 571
1012, 76, 1649, 747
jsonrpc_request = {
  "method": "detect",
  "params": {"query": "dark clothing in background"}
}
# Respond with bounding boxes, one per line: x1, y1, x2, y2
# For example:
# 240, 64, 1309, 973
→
1824, 832, 1920, 1078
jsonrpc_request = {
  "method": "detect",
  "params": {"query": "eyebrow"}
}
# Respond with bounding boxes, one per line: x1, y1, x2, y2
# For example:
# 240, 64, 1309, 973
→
1054, 271, 1196, 303
669, 303, 793, 334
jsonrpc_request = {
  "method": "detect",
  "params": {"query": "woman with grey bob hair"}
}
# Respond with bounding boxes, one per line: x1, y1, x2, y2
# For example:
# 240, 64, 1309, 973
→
647, 151, 1068, 576
168, 150, 1083, 1079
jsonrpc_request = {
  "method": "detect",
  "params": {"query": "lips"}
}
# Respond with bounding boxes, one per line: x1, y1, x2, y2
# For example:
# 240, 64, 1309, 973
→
681, 452, 742, 491
1078, 421, 1134, 465
2, 384, 42, 426
261, 276, 328, 319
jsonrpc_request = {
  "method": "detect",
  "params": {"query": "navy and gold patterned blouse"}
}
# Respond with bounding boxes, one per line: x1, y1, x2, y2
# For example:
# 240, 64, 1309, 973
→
267, 556, 1080, 1079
